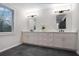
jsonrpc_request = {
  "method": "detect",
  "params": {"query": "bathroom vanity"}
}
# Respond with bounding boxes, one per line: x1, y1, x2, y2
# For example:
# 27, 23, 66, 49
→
21, 32, 77, 50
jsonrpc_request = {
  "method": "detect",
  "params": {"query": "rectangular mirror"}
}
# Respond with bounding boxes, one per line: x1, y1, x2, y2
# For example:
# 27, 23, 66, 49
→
56, 14, 66, 29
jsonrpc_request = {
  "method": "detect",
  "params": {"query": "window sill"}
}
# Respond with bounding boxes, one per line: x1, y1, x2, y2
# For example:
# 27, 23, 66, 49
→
0, 32, 14, 36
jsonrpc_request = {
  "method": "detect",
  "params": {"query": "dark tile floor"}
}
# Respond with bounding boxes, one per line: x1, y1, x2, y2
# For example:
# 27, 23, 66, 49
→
0, 44, 78, 56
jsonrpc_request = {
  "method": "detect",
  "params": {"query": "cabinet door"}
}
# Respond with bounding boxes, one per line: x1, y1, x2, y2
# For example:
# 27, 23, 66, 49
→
22, 32, 40, 44
27, 33, 39, 44
63, 33, 77, 50
39, 33, 54, 47
53, 33, 63, 48
37, 33, 53, 47
48, 33, 54, 47
22, 32, 29, 43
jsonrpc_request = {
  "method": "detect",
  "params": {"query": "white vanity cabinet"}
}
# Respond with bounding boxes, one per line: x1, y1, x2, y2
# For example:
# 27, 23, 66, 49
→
22, 32, 54, 47
22, 32, 77, 50
53, 32, 77, 50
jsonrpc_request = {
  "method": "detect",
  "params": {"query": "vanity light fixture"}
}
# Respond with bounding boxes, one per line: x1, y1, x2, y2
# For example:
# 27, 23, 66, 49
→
54, 9, 70, 13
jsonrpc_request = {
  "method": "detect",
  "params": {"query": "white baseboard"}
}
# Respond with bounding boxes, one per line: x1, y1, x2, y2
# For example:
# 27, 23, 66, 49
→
0, 43, 22, 53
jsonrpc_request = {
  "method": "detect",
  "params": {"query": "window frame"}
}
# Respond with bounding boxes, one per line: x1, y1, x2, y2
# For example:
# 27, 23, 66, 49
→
0, 4, 14, 35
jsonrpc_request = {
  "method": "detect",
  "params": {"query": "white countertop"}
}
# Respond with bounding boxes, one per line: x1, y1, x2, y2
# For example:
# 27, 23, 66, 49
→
22, 30, 77, 33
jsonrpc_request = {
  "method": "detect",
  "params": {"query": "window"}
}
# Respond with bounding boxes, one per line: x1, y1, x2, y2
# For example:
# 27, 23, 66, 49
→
0, 5, 14, 32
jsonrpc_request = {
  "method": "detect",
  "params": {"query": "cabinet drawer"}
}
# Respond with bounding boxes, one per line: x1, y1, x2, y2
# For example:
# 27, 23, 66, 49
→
63, 34, 77, 50
53, 33, 64, 38
53, 33, 64, 48
63, 33, 77, 39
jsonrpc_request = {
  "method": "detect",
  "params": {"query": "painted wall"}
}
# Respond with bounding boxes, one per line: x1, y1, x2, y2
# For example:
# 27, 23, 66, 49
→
20, 3, 77, 32
0, 4, 22, 52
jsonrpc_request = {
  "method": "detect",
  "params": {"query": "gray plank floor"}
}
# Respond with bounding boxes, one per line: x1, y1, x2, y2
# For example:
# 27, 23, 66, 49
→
0, 44, 78, 56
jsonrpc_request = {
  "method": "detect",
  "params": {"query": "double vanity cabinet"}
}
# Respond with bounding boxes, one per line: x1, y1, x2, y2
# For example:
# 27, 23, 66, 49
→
21, 32, 77, 50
